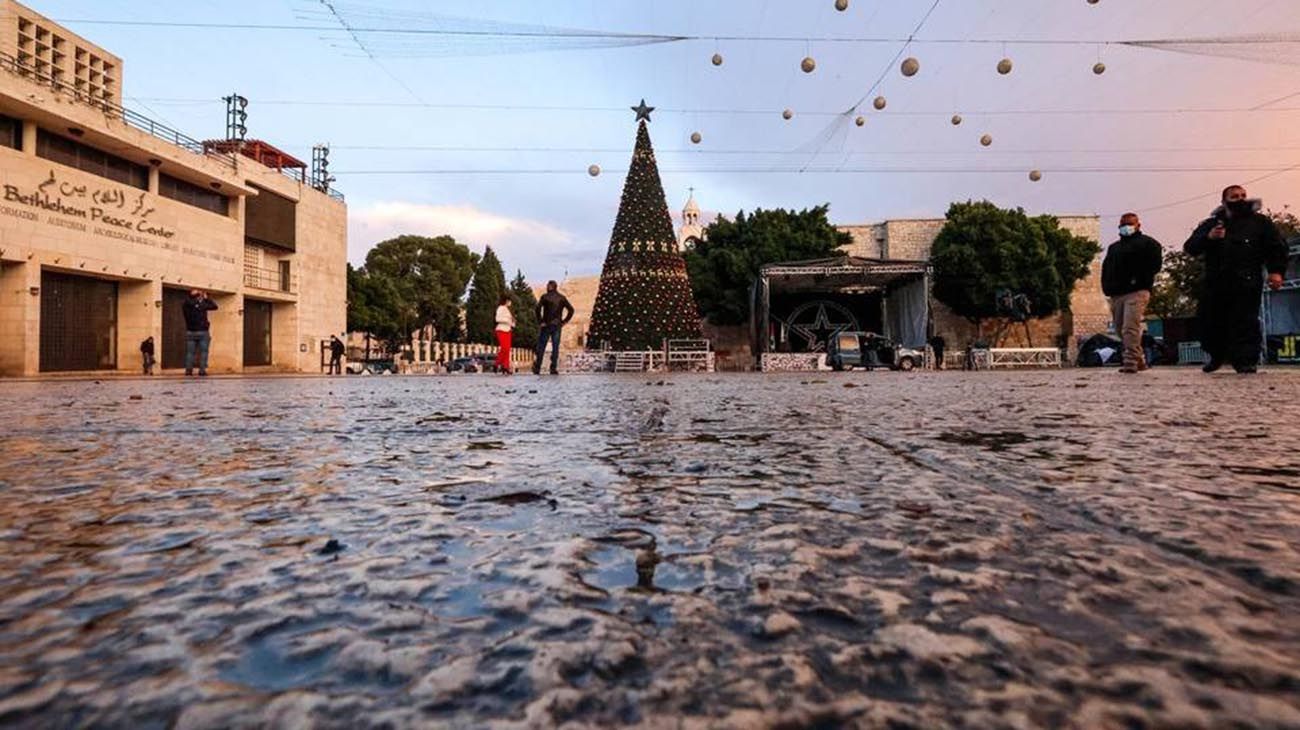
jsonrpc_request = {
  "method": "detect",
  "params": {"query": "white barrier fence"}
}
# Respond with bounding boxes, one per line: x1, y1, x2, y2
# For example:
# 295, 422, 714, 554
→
350, 340, 539, 373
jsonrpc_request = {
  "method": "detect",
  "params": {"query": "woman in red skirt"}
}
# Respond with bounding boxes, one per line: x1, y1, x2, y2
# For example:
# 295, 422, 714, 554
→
494, 294, 515, 374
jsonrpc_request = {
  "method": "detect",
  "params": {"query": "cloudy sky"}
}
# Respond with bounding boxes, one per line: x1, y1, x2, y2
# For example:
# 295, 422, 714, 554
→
37, 0, 1300, 281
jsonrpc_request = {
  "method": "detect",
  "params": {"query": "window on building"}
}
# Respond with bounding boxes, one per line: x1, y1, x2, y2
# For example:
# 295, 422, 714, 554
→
159, 173, 229, 216
0, 114, 21, 150
245, 184, 297, 252
35, 129, 147, 188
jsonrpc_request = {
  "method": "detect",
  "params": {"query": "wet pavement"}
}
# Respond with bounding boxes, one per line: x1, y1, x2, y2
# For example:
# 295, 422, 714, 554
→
1, 368, 1299, 729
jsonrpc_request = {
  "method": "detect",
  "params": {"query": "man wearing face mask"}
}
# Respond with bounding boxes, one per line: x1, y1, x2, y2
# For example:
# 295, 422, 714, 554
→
1102, 212, 1163, 373
1184, 185, 1288, 374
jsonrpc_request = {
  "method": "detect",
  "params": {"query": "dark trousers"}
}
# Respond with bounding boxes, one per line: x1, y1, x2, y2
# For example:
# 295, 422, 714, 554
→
184, 331, 211, 374
329, 355, 342, 374
1198, 288, 1263, 368
534, 324, 562, 373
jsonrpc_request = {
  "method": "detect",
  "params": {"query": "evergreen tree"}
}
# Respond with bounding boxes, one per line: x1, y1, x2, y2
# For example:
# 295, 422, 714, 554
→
1147, 250, 1203, 319
465, 246, 506, 344
586, 105, 703, 350
685, 206, 851, 325
931, 201, 1099, 341
354, 235, 476, 348
509, 270, 540, 350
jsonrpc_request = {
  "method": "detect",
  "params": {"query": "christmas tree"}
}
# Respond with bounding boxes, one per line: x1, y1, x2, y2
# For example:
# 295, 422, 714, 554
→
586, 101, 704, 350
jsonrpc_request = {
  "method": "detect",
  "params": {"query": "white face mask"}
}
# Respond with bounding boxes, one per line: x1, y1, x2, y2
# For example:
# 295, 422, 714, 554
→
1118, 225, 1137, 237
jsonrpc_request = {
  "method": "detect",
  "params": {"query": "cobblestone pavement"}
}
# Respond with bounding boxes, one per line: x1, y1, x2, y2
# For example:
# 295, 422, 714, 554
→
1, 369, 1299, 729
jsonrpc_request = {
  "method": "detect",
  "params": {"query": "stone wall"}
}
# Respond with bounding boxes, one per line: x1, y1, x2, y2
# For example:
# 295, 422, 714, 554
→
839, 224, 886, 260
761, 353, 824, 372
701, 321, 752, 371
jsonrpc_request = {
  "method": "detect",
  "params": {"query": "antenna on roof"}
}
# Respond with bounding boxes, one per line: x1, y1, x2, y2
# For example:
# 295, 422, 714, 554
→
223, 93, 247, 141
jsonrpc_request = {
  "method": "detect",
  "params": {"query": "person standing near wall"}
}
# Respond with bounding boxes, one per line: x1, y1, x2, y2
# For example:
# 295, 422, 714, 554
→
182, 289, 217, 377
1184, 185, 1287, 374
495, 295, 515, 375
328, 335, 345, 375
140, 336, 155, 375
1102, 212, 1163, 374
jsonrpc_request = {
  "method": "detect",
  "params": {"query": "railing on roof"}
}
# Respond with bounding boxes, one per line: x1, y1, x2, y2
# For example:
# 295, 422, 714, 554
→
2, 50, 348, 202
274, 165, 345, 201
0, 49, 238, 170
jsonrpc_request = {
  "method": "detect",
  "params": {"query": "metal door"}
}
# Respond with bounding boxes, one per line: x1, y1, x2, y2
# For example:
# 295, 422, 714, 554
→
161, 287, 190, 369
39, 271, 117, 372
243, 299, 272, 366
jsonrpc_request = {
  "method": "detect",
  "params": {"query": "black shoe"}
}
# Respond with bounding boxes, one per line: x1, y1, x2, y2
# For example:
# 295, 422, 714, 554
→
1234, 365, 1257, 374
549, 370, 559, 375
532, 367, 541, 376
1202, 359, 1223, 373
198, 371, 208, 377
184, 370, 193, 376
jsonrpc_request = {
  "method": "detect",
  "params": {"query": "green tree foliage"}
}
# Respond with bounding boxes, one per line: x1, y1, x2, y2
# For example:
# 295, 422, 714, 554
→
345, 263, 379, 335
465, 246, 507, 344
930, 201, 1100, 338
347, 235, 477, 351
685, 205, 852, 325
1269, 206, 1298, 239
1147, 250, 1203, 319
509, 270, 540, 350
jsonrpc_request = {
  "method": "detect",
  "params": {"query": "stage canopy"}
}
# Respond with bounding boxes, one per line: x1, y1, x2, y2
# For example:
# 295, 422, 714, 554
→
754, 255, 931, 354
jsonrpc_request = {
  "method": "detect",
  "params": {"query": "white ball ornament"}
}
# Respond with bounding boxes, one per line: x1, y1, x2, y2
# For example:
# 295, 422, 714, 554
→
801, 56, 816, 73
873, 96, 887, 110
588, 164, 601, 177
997, 58, 1013, 75
900, 57, 920, 77
690, 132, 702, 144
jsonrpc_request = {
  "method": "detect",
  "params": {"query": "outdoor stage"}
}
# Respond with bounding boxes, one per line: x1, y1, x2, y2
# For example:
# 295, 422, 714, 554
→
754, 255, 931, 371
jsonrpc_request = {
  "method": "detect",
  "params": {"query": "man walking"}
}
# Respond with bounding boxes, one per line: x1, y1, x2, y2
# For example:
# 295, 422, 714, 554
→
328, 335, 345, 375
533, 280, 574, 375
1102, 212, 1163, 374
1184, 185, 1288, 374
182, 289, 218, 377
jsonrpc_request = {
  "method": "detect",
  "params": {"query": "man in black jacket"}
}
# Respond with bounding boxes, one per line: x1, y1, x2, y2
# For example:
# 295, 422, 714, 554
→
533, 280, 574, 375
1184, 185, 1288, 374
182, 289, 218, 376
328, 335, 346, 375
1102, 212, 1163, 373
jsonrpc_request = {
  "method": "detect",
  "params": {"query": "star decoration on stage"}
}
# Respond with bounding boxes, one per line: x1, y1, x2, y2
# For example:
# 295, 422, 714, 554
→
789, 303, 854, 351
631, 99, 655, 122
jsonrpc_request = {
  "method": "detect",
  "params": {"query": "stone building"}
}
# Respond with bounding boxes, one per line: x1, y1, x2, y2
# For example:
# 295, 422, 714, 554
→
0, 1, 346, 376
678, 189, 704, 251
838, 216, 1109, 354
